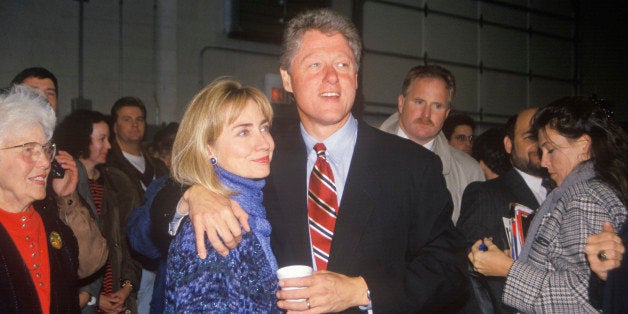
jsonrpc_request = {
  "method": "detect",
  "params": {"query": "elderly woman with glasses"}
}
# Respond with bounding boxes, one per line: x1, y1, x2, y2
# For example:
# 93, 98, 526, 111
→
0, 85, 80, 313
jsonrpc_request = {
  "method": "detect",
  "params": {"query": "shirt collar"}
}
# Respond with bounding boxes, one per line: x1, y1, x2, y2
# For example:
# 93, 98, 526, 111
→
396, 127, 435, 151
300, 114, 358, 158
514, 167, 543, 191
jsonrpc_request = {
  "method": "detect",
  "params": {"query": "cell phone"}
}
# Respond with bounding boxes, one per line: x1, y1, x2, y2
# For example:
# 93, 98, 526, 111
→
51, 159, 66, 179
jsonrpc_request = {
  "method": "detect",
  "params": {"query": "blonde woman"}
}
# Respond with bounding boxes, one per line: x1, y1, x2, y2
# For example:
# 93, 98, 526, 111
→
152, 78, 279, 313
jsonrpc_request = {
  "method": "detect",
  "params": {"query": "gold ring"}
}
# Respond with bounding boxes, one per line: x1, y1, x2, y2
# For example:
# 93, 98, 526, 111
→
598, 250, 608, 261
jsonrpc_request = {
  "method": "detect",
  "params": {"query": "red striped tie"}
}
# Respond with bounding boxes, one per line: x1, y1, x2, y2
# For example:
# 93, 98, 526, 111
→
308, 143, 338, 270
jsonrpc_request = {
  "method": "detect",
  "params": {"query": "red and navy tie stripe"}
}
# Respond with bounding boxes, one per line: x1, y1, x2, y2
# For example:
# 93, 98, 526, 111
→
308, 143, 338, 270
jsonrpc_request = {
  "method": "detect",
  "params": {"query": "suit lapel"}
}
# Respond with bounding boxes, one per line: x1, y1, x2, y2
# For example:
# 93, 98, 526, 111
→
432, 132, 452, 175
269, 121, 382, 271
328, 122, 380, 272
269, 124, 311, 265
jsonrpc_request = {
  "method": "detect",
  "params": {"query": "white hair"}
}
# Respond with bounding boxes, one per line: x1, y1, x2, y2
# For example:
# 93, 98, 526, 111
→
0, 85, 56, 144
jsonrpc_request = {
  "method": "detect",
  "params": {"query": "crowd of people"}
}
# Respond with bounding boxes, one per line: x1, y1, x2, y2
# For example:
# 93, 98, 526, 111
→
1, 7, 626, 314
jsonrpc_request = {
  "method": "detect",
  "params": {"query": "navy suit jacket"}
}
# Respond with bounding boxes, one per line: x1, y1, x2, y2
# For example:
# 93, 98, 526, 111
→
264, 120, 468, 313
457, 168, 540, 313
0, 205, 79, 313
458, 168, 539, 249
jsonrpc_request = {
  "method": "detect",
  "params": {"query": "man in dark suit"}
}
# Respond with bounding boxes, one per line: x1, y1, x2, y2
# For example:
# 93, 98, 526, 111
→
176, 8, 467, 313
457, 107, 550, 313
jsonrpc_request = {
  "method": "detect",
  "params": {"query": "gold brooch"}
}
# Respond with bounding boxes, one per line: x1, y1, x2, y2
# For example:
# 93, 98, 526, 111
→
49, 231, 62, 249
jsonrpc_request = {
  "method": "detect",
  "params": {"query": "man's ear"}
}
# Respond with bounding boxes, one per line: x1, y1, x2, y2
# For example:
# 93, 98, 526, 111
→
397, 95, 405, 114
504, 135, 513, 154
280, 68, 293, 93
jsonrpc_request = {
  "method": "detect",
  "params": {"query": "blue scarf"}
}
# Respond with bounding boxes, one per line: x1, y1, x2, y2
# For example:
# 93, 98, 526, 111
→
215, 166, 278, 273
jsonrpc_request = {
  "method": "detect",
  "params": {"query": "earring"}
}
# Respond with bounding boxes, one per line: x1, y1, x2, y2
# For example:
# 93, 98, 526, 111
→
210, 157, 217, 165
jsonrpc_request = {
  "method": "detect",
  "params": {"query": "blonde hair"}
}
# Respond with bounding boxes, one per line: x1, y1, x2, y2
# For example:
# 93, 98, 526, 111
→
171, 77, 273, 197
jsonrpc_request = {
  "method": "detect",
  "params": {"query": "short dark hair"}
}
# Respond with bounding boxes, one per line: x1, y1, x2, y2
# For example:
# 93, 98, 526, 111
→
504, 112, 518, 141
152, 122, 179, 152
111, 96, 147, 123
472, 127, 511, 176
505, 108, 539, 141
55, 110, 109, 160
11, 67, 59, 95
443, 114, 475, 140
400, 65, 456, 105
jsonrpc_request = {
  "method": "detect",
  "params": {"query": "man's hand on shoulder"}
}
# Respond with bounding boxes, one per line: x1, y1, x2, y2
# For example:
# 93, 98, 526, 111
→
182, 184, 250, 258
585, 222, 624, 281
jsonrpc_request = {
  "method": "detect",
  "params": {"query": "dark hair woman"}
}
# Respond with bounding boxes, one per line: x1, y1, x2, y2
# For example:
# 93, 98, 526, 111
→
55, 110, 141, 313
468, 96, 627, 312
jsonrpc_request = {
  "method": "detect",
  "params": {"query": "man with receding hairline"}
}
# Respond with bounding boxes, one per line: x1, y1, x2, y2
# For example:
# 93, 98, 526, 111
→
457, 107, 550, 313
380, 65, 484, 225
155, 8, 468, 313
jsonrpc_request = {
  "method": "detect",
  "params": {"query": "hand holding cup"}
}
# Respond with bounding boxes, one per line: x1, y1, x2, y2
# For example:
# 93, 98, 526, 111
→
276, 265, 313, 302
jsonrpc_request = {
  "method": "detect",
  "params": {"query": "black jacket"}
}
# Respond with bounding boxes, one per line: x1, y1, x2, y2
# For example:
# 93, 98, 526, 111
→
151, 120, 469, 313
0, 204, 80, 313
265, 120, 468, 313
457, 168, 540, 313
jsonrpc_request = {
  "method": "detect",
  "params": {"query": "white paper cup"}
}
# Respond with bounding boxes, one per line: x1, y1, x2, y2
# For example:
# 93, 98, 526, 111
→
276, 265, 313, 302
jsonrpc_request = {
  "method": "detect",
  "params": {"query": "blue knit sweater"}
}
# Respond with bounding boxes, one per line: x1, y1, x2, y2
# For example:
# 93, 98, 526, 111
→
165, 167, 279, 313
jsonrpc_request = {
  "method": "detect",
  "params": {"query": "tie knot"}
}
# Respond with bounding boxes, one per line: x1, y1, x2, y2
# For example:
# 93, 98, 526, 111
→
314, 143, 327, 157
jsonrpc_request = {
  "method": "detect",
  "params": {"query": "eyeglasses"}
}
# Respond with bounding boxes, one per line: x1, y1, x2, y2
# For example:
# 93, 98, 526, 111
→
454, 134, 474, 143
0, 141, 57, 163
